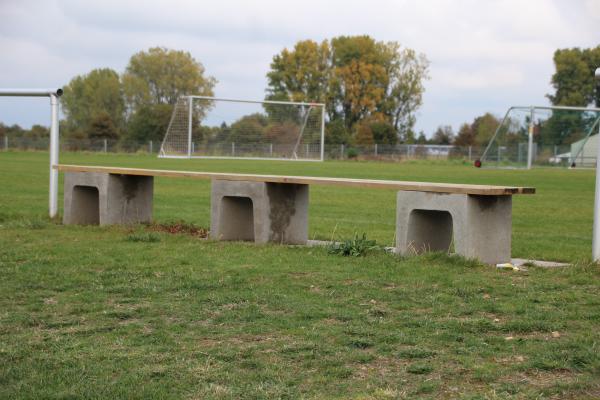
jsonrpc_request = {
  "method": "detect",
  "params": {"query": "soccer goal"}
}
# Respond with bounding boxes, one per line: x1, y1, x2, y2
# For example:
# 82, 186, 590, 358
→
159, 96, 326, 161
478, 105, 600, 169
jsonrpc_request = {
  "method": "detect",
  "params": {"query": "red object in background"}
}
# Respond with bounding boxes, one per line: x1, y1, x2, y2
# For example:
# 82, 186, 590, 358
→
474, 159, 482, 168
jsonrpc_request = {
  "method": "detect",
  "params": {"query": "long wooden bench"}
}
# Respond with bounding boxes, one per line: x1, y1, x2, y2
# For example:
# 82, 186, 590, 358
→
54, 164, 535, 264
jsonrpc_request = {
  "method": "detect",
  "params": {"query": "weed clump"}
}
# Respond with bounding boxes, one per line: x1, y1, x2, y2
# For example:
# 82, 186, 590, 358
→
327, 233, 379, 257
125, 232, 161, 243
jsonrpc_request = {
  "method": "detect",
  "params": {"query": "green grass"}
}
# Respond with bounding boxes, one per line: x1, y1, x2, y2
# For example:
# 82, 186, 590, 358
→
1, 151, 600, 399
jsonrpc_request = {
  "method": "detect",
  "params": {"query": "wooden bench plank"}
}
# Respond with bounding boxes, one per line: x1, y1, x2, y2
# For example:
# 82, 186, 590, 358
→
54, 164, 535, 195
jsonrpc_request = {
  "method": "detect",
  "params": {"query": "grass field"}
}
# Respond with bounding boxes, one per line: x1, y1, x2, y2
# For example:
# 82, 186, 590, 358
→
1, 151, 599, 399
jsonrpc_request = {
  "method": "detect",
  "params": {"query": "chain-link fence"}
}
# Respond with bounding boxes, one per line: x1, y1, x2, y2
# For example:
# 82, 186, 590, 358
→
3, 135, 586, 165
0, 136, 487, 161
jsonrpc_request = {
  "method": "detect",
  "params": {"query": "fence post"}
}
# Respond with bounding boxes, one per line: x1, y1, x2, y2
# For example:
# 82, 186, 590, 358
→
270, 143, 273, 156
406, 145, 410, 158
306, 143, 309, 158
341, 144, 344, 159
374, 143, 378, 156
468, 146, 472, 161
191, 142, 195, 155
149, 140, 153, 154
4, 136, 7, 151
232, 142, 235, 156
103, 139, 107, 153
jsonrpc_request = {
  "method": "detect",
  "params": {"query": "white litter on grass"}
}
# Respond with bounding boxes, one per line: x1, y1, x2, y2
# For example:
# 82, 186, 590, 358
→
496, 263, 524, 271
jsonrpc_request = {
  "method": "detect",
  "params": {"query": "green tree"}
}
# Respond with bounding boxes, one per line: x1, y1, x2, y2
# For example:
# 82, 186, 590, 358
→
229, 114, 269, 144
125, 104, 173, 143
548, 46, 600, 107
370, 121, 397, 145
324, 119, 351, 145
453, 123, 475, 146
416, 131, 428, 144
88, 112, 119, 140
431, 125, 454, 145
61, 68, 125, 138
471, 113, 500, 146
122, 47, 216, 142
122, 47, 216, 110
24, 125, 50, 139
266, 40, 330, 104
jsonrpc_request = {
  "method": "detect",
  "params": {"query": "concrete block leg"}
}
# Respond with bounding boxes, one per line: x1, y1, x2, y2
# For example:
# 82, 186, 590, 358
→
63, 172, 153, 225
396, 191, 512, 264
210, 179, 308, 244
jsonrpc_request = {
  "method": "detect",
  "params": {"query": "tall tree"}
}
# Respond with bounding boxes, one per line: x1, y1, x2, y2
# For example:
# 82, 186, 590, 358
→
431, 125, 454, 145
453, 123, 476, 146
472, 113, 500, 146
265, 36, 429, 141
122, 47, 216, 111
122, 47, 216, 142
266, 40, 330, 104
547, 46, 600, 107
61, 68, 125, 137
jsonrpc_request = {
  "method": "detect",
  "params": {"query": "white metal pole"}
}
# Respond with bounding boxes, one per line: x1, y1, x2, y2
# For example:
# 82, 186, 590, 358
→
320, 106, 325, 161
4, 135, 7, 151
527, 106, 534, 169
592, 68, 600, 261
593, 121, 600, 261
187, 96, 193, 158
0, 88, 62, 218
49, 94, 59, 218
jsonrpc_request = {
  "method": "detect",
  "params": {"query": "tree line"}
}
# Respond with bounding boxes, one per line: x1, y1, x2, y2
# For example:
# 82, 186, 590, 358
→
1, 42, 598, 148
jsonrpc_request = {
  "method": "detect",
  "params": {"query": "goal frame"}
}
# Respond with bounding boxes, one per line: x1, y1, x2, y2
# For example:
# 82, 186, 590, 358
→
159, 95, 326, 162
480, 105, 600, 169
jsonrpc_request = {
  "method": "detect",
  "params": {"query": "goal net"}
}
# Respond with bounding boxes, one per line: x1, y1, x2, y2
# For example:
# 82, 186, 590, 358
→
479, 105, 600, 168
159, 96, 325, 161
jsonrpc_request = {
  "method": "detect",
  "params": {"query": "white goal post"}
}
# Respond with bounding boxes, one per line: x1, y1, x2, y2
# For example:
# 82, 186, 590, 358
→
478, 104, 600, 169
0, 88, 63, 218
159, 96, 326, 161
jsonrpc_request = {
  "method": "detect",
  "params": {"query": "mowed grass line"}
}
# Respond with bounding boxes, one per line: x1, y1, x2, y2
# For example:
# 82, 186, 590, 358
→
0, 151, 595, 261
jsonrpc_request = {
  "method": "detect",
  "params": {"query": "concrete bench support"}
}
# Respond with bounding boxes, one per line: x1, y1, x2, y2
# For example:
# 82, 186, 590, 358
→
396, 191, 512, 264
63, 172, 153, 225
210, 179, 308, 244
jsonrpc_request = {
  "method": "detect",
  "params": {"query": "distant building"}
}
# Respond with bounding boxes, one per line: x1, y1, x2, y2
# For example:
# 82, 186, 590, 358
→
570, 134, 598, 167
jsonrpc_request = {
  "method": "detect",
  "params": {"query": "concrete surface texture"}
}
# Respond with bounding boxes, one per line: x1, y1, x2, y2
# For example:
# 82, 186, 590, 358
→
396, 191, 512, 264
211, 179, 309, 244
63, 172, 153, 225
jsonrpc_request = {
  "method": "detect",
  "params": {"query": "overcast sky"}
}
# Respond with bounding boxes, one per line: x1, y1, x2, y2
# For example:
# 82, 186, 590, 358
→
1, 0, 599, 136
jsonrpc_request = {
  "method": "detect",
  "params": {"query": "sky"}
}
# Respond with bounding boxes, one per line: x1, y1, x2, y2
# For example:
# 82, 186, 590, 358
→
0, 0, 599, 136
